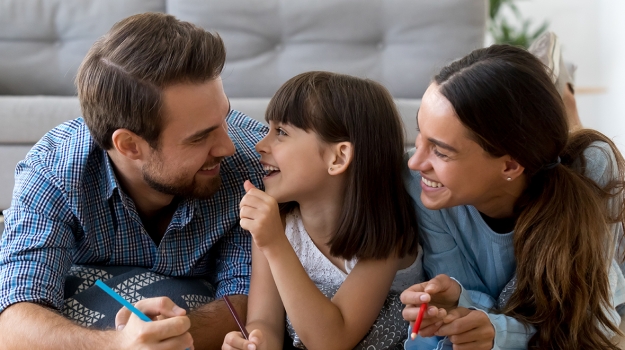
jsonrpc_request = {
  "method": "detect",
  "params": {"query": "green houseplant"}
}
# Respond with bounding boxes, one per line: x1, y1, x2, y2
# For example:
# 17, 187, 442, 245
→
489, 0, 549, 48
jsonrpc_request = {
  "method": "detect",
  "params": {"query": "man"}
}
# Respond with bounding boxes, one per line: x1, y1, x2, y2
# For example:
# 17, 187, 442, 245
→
0, 13, 266, 349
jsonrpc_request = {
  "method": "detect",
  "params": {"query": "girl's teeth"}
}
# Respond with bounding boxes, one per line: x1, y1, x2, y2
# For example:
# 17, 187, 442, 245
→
422, 177, 443, 188
262, 165, 280, 172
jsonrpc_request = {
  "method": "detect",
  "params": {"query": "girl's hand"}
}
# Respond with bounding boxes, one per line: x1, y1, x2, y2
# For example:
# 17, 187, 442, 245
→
436, 307, 495, 350
222, 329, 266, 350
239, 180, 285, 250
401, 274, 461, 337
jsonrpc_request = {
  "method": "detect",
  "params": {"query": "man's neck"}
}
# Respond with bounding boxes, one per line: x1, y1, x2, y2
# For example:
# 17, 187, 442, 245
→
106, 150, 175, 218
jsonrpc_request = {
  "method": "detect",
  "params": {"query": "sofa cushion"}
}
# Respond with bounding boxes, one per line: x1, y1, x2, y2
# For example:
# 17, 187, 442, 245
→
170, 0, 486, 99
0, 0, 166, 95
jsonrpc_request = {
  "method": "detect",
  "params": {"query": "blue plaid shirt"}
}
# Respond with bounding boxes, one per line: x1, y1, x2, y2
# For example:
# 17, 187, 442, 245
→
0, 110, 267, 313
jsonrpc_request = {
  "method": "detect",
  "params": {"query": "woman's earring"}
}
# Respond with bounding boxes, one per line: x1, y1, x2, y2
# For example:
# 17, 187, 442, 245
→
329, 167, 333, 171
506, 177, 512, 181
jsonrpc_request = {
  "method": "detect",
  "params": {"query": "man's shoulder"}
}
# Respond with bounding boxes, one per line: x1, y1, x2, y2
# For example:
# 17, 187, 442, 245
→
21, 118, 100, 186
28, 118, 93, 159
224, 110, 267, 172
226, 110, 268, 144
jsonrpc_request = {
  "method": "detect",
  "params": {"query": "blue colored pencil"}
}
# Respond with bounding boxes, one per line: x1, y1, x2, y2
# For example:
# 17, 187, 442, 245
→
94, 280, 151, 321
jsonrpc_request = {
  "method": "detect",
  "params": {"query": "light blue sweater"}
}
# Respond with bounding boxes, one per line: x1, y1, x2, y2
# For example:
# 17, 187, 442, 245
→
403, 142, 625, 350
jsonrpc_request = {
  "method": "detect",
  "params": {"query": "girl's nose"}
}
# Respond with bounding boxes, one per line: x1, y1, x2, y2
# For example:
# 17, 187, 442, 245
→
255, 133, 270, 154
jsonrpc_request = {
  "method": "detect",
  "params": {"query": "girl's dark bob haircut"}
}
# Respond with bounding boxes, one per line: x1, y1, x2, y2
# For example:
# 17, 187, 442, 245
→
265, 71, 419, 260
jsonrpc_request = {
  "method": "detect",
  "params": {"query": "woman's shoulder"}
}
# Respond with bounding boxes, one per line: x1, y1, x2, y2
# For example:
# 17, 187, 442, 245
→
578, 140, 618, 187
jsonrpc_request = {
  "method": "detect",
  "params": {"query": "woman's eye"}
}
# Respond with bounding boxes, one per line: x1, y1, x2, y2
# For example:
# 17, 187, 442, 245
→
433, 148, 449, 159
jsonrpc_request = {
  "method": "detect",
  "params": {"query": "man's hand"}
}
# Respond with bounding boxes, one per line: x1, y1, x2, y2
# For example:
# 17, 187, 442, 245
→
239, 180, 285, 251
114, 297, 194, 349
436, 307, 495, 350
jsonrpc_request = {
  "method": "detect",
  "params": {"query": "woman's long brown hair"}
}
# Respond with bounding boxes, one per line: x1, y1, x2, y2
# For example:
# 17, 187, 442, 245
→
435, 45, 625, 349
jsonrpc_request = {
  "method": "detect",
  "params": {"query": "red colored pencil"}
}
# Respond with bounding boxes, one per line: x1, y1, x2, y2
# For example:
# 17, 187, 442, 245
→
223, 295, 250, 340
410, 302, 428, 340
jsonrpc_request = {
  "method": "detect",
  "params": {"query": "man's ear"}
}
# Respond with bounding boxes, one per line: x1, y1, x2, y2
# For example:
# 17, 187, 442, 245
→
327, 141, 353, 175
502, 156, 525, 181
111, 129, 148, 161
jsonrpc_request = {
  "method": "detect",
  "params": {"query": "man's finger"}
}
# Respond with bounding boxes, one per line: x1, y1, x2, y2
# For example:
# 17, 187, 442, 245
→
133, 297, 186, 319
116, 297, 186, 329
151, 331, 194, 350
140, 315, 191, 340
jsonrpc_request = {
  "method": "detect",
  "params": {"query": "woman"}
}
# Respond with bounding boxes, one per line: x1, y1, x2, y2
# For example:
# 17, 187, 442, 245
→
401, 44, 625, 349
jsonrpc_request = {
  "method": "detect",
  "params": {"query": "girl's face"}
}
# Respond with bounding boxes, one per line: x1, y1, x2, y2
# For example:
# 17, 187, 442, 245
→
407, 83, 512, 215
256, 121, 333, 203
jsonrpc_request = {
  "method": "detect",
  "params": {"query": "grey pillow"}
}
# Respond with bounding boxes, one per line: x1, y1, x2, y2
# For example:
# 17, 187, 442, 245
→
62, 265, 215, 329
286, 284, 407, 350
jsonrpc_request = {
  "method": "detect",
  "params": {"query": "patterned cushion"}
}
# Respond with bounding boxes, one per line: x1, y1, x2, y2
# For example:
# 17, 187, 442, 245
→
286, 284, 407, 350
62, 265, 214, 329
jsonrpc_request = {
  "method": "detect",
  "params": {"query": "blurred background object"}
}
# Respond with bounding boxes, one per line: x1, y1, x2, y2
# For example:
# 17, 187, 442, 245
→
495, 0, 625, 153
489, 0, 548, 48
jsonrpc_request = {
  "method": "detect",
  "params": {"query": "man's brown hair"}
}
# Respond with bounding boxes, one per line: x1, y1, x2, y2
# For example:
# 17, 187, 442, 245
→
76, 12, 226, 149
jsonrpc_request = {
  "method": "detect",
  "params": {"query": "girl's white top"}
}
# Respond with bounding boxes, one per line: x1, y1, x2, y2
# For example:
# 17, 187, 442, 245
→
285, 208, 424, 292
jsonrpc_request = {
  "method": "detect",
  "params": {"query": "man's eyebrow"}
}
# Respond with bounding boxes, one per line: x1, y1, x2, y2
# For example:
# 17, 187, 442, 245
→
183, 125, 220, 142
428, 138, 459, 153
183, 100, 232, 143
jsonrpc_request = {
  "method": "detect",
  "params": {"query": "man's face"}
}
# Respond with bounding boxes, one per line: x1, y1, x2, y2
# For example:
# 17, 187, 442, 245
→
142, 77, 235, 199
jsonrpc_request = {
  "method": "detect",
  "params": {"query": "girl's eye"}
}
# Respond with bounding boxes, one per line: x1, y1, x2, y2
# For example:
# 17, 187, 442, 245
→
276, 128, 287, 136
433, 148, 449, 159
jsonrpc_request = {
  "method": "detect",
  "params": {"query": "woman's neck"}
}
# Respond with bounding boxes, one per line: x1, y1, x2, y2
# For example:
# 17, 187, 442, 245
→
474, 174, 527, 219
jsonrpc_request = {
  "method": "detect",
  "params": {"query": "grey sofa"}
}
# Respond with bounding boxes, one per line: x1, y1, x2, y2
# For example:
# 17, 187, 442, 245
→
0, 0, 486, 210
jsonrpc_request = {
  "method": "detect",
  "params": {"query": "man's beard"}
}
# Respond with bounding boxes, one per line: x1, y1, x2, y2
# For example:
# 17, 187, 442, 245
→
142, 153, 223, 199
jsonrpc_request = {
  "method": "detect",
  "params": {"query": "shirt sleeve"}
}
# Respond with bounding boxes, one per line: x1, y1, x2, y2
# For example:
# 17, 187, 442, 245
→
454, 258, 625, 350
209, 222, 253, 298
0, 156, 76, 314
453, 279, 534, 350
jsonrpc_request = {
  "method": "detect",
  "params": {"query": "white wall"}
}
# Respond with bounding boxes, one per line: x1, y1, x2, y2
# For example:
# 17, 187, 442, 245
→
504, 0, 625, 151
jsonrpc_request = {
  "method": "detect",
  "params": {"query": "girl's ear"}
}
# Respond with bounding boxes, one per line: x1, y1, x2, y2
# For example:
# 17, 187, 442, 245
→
111, 129, 148, 161
328, 141, 353, 175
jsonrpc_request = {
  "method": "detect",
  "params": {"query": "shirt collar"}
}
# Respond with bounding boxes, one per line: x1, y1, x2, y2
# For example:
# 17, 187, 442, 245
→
102, 149, 120, 200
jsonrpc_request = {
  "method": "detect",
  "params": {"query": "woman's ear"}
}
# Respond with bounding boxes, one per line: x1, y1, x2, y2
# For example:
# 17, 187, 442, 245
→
328, 141, 353, 175
502, 157, 525, 182
111, 129, 148, 161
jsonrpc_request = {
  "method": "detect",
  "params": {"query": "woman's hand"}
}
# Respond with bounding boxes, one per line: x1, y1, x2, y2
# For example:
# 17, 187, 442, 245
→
222, 329, 266, 350
436, 307, 495, 350
239, 180, 285, 251
400, 274, 462, 337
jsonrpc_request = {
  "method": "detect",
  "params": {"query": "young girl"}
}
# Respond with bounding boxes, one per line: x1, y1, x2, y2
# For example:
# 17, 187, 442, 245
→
222, 71, 425, 350
400, 45, 625, 350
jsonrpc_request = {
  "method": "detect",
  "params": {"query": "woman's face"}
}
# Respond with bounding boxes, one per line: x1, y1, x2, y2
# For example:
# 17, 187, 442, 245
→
407, 83, 515, 216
